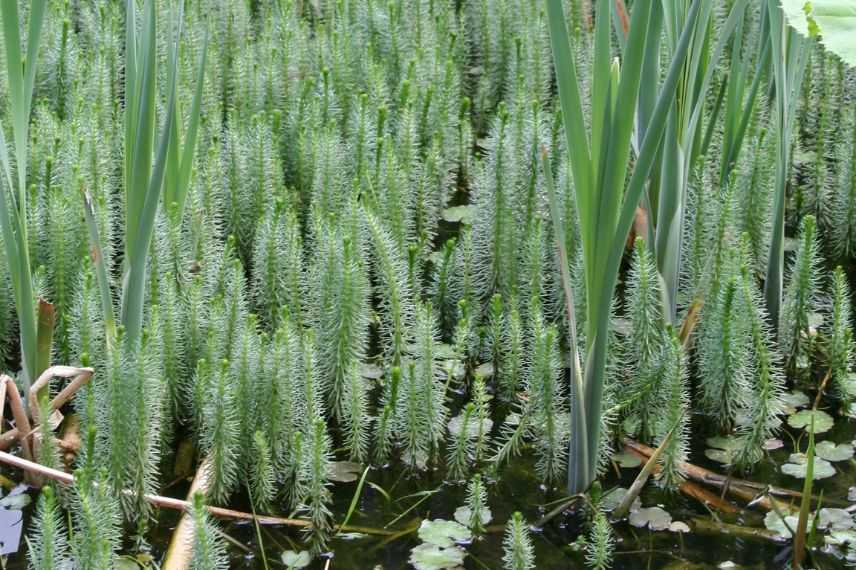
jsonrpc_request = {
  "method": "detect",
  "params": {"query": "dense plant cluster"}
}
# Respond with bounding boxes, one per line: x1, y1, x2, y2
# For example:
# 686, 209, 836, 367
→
0, 0, 850, 567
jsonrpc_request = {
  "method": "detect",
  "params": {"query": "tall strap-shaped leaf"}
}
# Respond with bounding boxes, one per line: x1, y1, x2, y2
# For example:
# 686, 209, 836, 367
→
120, 0, 182, 348
0, 0, 47, 393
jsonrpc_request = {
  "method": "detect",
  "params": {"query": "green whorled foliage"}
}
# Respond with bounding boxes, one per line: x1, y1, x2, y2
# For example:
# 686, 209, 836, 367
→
527, 310, 568, 483
584, 506, 614, 570
431, 237, 461, 334
464, 473, 489, 535
313, 222, 370, 421
27, 486, 71, 570
697, 275, 752, 430
653, 332, 690, 490
261, 316, 301, 472
225, 118, 284, 265
36, 393, 61, 472
364, 207, 416, 367
0, 250, 14, 365
519, 217, 549, 319
200, 359, 239, 503
157, 273, 186, 430
692, 183, 738, 305
472, 99, 547, 307
189, 493, 229, 570
447, 402, 478, 480
486, 294, 505, 374
471, 107, 517, 303
95, 327, 164, 519
502, 512, 535, 570
70, 470, 122, 569
298, 329, 326, 431
827, 267, 855, 407
779, 215, 822, 373
251, 200, 304, 329
831, 104, 856, 259
447, 375, 492, 479
395, 303, 448, 468
374, 366, 402, 465
498, 302, 524, 404
621, 239, 667, 440
231, 316, 259, 454
794, 48, 842, 230
250, 430, 276, 511
735, 241, 786, 467
296, 418, 334, 554
735, 125, 775, 277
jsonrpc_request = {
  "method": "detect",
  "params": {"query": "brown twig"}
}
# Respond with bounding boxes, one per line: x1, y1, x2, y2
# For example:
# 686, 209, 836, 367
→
163, 456, 214, 570
0, 450, 309, 527
624, 439, 797, 513
623, 446, 739, 515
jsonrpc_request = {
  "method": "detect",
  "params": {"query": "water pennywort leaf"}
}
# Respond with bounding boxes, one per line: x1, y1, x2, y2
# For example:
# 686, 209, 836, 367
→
281, 550, 311, 569
328, 461, 362, 483
787, 409, 834, 433
628, 507, 672, 531
409, 543, 466, 570
781, 453, 836, 479
454, 506, 492, 528
764, 510, 799, 538
814, 441, 855, 462
417, 519, 472, 548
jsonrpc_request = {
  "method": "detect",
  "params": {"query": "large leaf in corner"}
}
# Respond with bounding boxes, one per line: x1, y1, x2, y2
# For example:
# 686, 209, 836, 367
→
780, 1, 856, 65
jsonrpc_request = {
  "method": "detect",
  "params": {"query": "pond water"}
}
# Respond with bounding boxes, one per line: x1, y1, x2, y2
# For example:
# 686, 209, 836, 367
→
4, 388, 855, 568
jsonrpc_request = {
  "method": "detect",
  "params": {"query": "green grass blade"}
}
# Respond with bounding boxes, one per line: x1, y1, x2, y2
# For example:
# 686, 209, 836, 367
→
83, 192, 117, 345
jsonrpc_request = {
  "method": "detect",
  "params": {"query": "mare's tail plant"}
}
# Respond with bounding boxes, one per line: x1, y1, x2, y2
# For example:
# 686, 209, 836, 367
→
826, 267, 854, 408
27, 486, 71, 569
779, 215, 822, 376
189, 493, 229, 570
502, 512, 536, 570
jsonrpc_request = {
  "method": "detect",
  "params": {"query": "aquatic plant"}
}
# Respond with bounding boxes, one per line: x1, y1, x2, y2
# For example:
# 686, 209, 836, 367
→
189, 493, 229, 570
502, 512, 535, 570
826, 267, 855, 407
779, 215, 822, 374
27, 486, 71, 569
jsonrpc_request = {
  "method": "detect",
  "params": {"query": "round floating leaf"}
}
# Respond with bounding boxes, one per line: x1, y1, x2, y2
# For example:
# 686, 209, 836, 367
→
781, 390, 810, 413
781, 453, 836, 479
815, 441, 855, 462
360, 363, 383, 379
328, 461, 362, 483
453, 505, 492, 528
764, 510, 799, 538
705, 435, 742, 464
409, 543, 466, 570
818, 508, 855, 531
601, 487, 640, 513
827, 529, 856, 546
0, 493, 30, 510
418, 519, 472, 548
629, 506, 672, 531
474, 362, 494, 378
669, 521, 690, 533
447, 414, 493, 438
611, 451, 642, 468
441, 205, 475, 225
281, 550, 311, 569
787, 409, 834, 434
